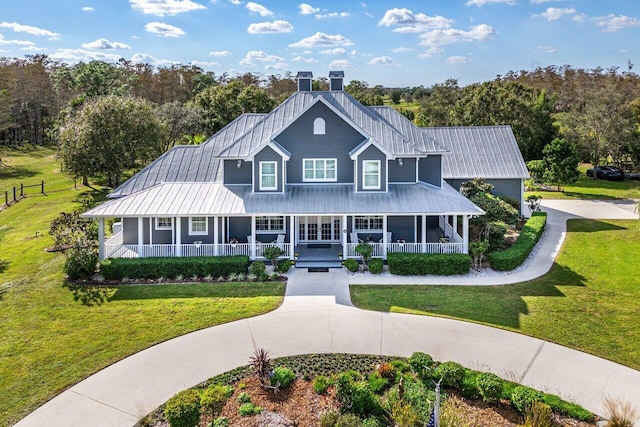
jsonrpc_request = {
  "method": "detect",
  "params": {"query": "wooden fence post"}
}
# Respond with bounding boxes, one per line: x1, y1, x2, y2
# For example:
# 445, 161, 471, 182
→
4, 191, 7, 206
41, 180, 45, 195
13, 187, 17, 202
20, 183, 24, 197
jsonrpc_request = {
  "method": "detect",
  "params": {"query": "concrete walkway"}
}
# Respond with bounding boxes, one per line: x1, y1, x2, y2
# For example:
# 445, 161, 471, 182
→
16, 200, 640, 427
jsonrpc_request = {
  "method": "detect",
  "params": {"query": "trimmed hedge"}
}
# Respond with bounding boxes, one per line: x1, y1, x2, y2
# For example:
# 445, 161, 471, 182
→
368, 259, 383, 274
487, 212, 547, 271
100, 255, 249, 280
387, 253, 471, 276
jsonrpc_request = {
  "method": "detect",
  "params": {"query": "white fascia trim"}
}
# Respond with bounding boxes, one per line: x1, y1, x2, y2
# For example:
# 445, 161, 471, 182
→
245, 140, 291, 162
349, 138, 394, 160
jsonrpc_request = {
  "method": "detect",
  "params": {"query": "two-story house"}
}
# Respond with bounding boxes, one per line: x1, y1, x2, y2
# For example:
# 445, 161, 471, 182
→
83, 71, 528, 267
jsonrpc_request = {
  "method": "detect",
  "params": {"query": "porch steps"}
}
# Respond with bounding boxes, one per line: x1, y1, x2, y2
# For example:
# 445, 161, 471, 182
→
294, 261, 343, 269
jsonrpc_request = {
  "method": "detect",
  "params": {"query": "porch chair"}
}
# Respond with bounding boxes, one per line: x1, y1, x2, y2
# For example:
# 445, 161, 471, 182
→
271, 234, 285, 248
350, 232, 363, 243
379, 232, 392, 243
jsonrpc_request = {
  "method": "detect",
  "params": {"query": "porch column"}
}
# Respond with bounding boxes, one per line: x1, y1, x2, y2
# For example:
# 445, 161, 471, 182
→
98, 218, 105, 261
137, 217, 144, 256
250, 216, 256, 260
213, 216, 219, 256
421, 215, 427, 253
463, 215, 469, 254
175, 217, 182, 256
342, 214, 348, 260
289, 215, 295, 260
149, 217, 153, 245
453, 215, 458, 240
382, 214, 388, 259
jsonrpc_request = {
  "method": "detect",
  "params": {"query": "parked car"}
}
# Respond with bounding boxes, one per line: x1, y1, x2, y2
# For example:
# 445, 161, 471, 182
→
586, 166, 625, 181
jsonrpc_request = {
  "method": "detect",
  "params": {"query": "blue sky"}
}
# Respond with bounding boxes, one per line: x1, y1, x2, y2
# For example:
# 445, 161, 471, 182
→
1, 0, 639, 87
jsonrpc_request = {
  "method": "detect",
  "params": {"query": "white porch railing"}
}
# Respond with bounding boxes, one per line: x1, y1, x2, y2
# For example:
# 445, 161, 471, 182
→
345, 242, 465, 258
103, 242, 290, 259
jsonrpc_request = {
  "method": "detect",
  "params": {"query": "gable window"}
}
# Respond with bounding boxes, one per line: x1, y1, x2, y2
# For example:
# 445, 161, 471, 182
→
259, 161, 277, 190
189, 217, 208, 235
303, 158, 337, 182
354, 216, 383, 231
255, 216, 285, 233
313, 117, 325, 135
362, 160, 381, 190
155, 217, 173, 230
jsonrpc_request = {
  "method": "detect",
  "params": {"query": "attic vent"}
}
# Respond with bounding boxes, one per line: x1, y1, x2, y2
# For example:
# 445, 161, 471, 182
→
329, 70, 344, 91
297, 71, 313, 92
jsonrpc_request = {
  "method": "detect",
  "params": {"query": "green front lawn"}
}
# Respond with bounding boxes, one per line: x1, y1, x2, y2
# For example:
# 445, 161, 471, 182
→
0, 147, 285, 427
351, 218, 640, 370
526, 164, 640, 200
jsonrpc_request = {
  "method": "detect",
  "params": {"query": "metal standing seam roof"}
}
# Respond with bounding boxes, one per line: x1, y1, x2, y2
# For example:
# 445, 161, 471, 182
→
83, 182, 484, 218
425, 126, 530, 180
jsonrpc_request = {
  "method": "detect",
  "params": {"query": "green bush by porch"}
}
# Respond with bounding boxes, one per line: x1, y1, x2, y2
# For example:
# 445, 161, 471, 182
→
387, 253, 471, 276
100, 255, 249, 280
487, 212, 547, 271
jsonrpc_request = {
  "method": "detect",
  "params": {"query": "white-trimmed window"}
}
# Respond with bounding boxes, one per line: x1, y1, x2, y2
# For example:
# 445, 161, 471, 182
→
362, 160, 381, 190
255, 216, 285, 233
303, 158, 337, 182
259, 161, 277, 190
189, 217, 208, 235
354, 216, 383, 231
155, 217, 173, 230
313, 117, 325, 135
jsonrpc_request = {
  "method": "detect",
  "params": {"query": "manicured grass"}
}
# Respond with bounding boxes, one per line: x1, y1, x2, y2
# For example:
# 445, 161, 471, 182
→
526, 164, 640, 200
351, 218, 640, 370
0, 147, 285, 427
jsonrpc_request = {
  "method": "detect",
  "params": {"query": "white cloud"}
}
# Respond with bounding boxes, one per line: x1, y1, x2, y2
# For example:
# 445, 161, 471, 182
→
247, 20, 293, 34
318, 48, 356, 56
239, 50, 285, 66
0, 34, 36, 46
418, 46, 443, 58
245, 2, 272, 16
530, 0, 566, 3
299, 3, 319, 14
228, 0, 241, 4
81, 38, 131, 50
533, 7, 576, 21
466, 0, 515, 5
594, 14, 640, 32
0, 22, 60, 38
315, 12, 350, 19
130, 0, 206, 16
446, 55, 469, 64
131, 52, 179, 66
537, 45, 558, 53
419, 24, 495, 46
328, 59, 353, 70
265, 62, 288, 71
49, 48, 123, 63
145, 22, 186, 37
378, 8, 452, 33
392, 46, 414, 53
368, 56, 395, 65
289, 32, 353, 48
21, 45, 46, 51
209, 50, 232, 56
292, 55, 318, 63
191, 60, 220, 68
82, 6, 95, 12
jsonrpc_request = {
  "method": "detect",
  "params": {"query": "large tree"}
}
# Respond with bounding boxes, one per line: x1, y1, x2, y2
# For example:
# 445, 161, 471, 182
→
58, 95, 164, 186
415, 78, 460, 127
541, 138, 580, 190
154, 101, 205, 151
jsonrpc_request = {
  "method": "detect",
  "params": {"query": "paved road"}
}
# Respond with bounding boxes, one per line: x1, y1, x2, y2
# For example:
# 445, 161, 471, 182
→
16, 200, 640, 427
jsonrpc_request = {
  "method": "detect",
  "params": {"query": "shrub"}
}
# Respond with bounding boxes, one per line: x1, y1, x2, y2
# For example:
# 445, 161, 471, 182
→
249, 261, 266, 277
543, 393, 593, 421
486, 221, 508, 251
375, 362, 395, 379
602, 396, 638, 427
408, 352, 434, 380
320, 407, 341, 427
212, 417, 230, 427
100, 255, 249, 280
367, 372, 389, 394
314, 375, 332, 394
460, 370, 481, 400
476, 372, 503, 403
344, 259, 359, 272
487, 212, 546, 271
336, 373, 383, 418
237, 391, 251, 404
387, 253, 471, 276
470, 192, 521, 226
249, 348, 272, 385
433, 361, 465, 389
164, 389, 201, 427
238, 402, 262, 416
440, 396, 472, 427
368, 259, 383, 274
390, 400, 422, 427
276, 259, 291, 273
200, 384, 232, 418
271, 366, 296, 389
65, 247, 99, 280
262, 245, 283, 268
335, 413, 364, 427
521, 401, 552, 427
511, 385, 544, 413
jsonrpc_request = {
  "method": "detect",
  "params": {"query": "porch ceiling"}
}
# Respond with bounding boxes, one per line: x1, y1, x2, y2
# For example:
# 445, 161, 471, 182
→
82, 182, 484, 218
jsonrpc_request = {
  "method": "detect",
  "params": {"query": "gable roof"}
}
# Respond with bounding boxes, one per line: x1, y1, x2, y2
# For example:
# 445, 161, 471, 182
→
425, 126, 530, 180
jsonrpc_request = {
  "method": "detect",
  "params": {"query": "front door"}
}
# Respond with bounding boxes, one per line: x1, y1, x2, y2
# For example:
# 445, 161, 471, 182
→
297, 216, 341, 243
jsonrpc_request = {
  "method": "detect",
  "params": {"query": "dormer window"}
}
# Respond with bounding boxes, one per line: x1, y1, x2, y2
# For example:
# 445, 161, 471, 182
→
363, 160, 381, 190
313, 118, 325, 135
259, 161, 277, 190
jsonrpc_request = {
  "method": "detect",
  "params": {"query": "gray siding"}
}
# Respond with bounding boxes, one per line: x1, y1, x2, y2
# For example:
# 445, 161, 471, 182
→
123, 217, 138, 244
388, 216, 415, 243
357, 145, 387, 192
229, 217, 252, 242
418, 155, 442, 187
388, 158, 416, 183
253, 146, 283, 192
275, 102, 366, 184
446, 178, 522, 206
178, 217, 216, 244
224, 159, 252, 184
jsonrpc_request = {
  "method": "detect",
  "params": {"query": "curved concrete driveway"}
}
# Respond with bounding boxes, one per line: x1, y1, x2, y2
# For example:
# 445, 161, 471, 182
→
16, 200, 640, 427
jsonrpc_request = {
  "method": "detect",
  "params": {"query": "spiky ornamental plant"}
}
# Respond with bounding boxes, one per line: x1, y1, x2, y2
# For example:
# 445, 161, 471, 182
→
249, 348, 272, 386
